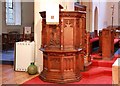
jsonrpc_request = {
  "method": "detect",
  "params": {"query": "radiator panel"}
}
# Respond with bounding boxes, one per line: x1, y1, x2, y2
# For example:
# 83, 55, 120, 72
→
15, 41, 34, 71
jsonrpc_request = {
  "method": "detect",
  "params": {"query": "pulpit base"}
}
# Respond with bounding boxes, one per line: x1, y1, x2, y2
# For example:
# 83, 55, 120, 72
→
39, 49, 82, 83
40, 69, 81, 83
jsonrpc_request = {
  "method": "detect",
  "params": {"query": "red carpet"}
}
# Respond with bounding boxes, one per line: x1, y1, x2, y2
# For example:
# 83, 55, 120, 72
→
114, 38, 119, 44
90, 37, 99, 43
91, 53, 102, 59
91, 56, 118, 67
23, 66, 112, 84
23, 50, 119, 85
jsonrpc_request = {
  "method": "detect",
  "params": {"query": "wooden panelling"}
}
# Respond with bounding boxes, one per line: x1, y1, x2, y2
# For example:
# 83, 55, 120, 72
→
39, 10, 86, 83
2, 32, 34, 50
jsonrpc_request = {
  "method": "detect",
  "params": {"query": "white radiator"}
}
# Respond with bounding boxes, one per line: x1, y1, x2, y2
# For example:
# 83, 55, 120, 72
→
14, 41, 35, 71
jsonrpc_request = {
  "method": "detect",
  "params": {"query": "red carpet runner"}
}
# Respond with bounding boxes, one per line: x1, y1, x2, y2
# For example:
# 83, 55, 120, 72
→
23, 50, 119, 85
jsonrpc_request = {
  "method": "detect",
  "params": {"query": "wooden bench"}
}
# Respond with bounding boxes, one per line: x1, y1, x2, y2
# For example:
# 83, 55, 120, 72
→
90, 37, 99, 53
89, 30, 99, 53
114, 38, 119, 45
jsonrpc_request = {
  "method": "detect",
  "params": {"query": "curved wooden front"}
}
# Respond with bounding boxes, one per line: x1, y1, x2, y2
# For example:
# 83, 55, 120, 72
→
39, 50, 83, 83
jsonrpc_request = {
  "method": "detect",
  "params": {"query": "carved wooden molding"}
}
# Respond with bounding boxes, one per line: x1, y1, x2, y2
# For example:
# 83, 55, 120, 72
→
40, 11, 86, 19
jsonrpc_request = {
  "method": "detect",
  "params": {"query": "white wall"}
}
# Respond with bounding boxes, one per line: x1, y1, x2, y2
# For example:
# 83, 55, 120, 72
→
60, 0, 93, 32
0, 1, 2, 35
60, 0, 74, 11
82, 2, 92, 32
92, 0, 119, 32
34, 0, 45, 73
92, 0, 100, 32
2, 2, 34, 34
106, 2, 118, 27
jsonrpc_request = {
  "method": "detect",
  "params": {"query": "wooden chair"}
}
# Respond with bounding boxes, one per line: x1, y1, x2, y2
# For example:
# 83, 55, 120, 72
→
94, 30, 98, 37
8, 31, 20, 49
2, 33, 8, 51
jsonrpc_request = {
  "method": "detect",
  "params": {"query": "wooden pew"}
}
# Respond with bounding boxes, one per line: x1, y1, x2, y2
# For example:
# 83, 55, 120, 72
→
95, 28, 119, 60
101, 28, 115, 60
99, 30, 102, 53
84, 32, 92, 70
89, 30, 99, 54
115, 28, 120, 39
2, 33, 8, 51
94, 30, 98, 37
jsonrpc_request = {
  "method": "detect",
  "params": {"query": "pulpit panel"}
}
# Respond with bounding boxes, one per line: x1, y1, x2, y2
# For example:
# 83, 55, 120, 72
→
63, 19, 74, 49
39, 10, 86, 83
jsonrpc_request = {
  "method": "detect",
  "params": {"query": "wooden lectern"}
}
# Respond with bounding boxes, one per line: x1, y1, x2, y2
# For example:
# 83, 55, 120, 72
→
39, 8, 86, 83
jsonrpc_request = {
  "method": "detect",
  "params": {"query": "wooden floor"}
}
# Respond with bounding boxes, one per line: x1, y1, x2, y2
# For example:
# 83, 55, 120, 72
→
0, 64, 38, 85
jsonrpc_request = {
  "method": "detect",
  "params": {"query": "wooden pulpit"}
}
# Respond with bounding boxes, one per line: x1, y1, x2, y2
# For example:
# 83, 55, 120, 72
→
39, 10, 86, 83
